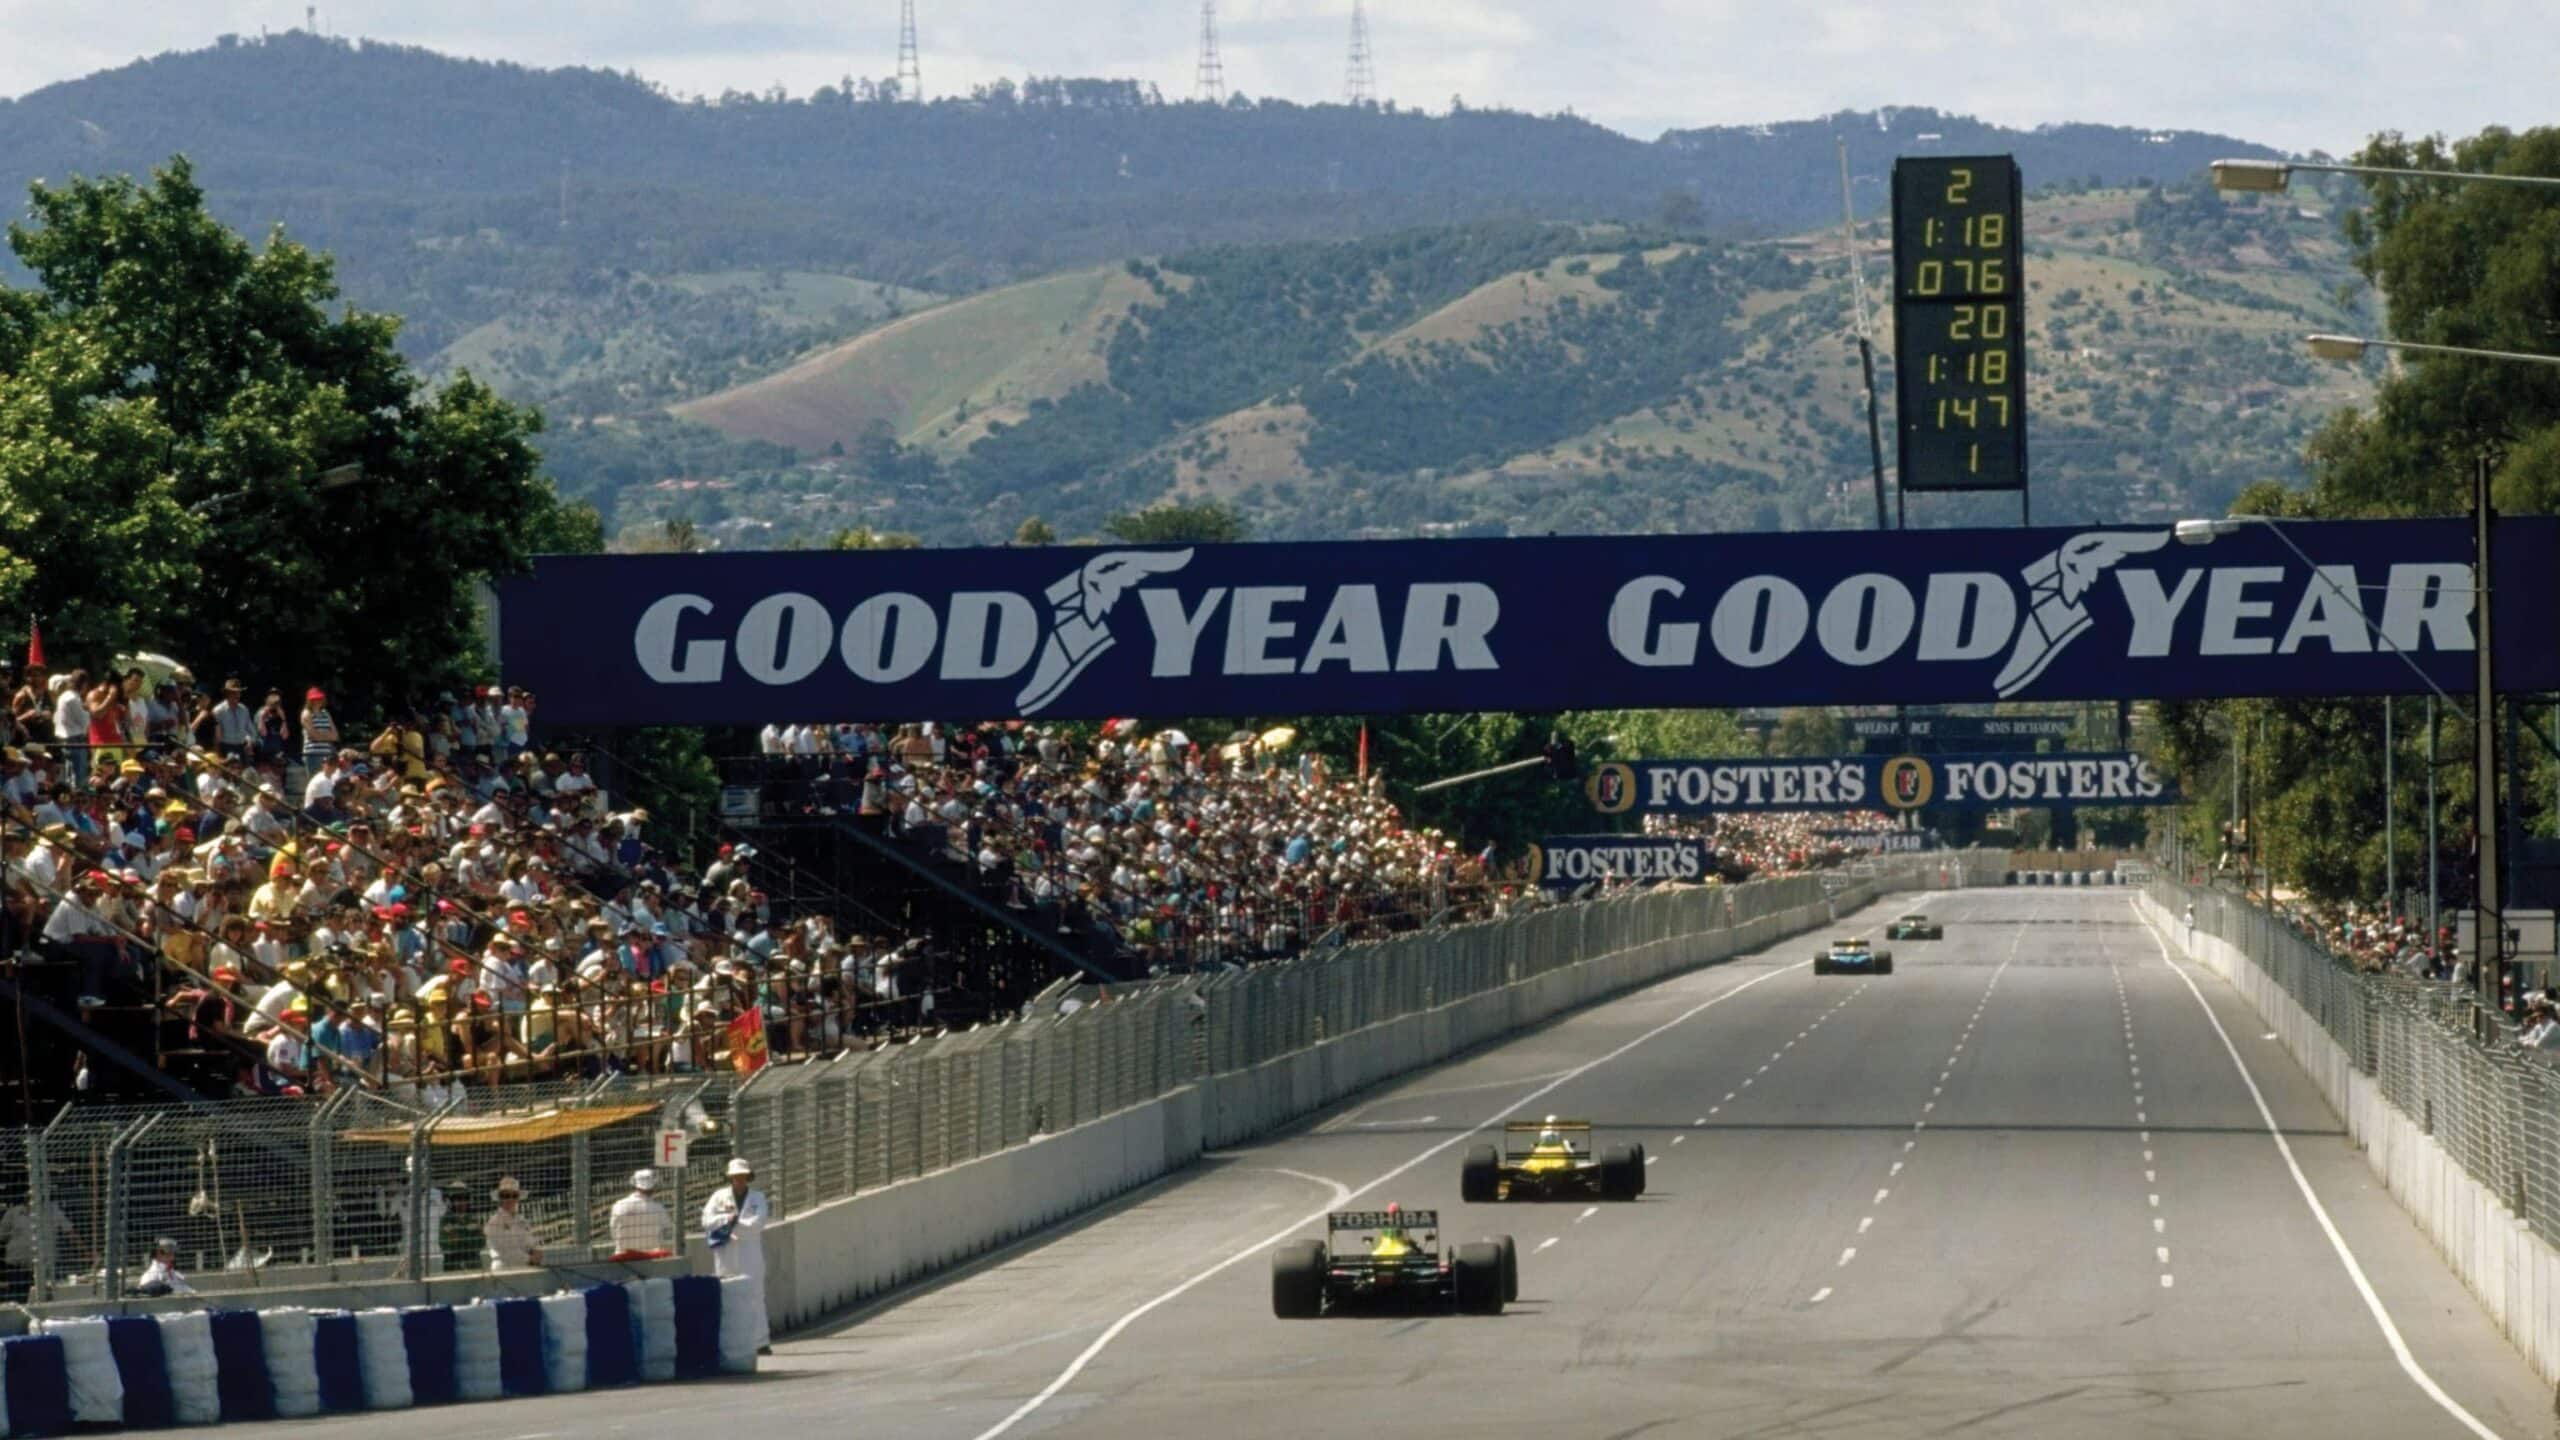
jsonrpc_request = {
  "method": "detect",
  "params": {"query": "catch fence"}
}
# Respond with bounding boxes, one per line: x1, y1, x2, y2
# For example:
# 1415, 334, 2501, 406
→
2156, 876, 2560, 1243
5, 853, 1978, 1306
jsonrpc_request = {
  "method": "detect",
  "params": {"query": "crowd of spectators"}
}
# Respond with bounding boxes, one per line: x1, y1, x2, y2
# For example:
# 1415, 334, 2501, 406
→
1, 659, 938, 1104
1642, 809, 1908, 878
745, 721, 1497, 970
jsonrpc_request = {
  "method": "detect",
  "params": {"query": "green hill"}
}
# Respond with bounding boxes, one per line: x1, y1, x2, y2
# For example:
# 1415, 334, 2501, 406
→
641, 178, 2369, 546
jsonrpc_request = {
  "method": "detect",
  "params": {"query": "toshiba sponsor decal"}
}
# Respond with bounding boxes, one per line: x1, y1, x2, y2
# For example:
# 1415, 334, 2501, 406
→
496, 518, 2559, 726
1599, 754, 2178, 813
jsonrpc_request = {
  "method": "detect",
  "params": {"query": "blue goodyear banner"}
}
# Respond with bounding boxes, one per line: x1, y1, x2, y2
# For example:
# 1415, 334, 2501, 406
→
497, 518, 2560, 727
1529, 836, 1713, 889
1585, 752, 2180, 814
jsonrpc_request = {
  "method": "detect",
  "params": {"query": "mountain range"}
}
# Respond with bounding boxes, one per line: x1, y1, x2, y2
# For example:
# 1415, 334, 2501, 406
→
0, 31, 2360, 545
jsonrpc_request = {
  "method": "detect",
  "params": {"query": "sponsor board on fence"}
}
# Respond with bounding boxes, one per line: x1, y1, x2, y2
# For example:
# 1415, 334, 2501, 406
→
1528, 836, 1712, 889
496, 518, 2560, 725
1586, 752, 2178, 814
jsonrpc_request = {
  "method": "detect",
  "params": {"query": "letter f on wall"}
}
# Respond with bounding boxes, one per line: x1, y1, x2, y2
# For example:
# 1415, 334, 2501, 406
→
1015, 549, 1196, 715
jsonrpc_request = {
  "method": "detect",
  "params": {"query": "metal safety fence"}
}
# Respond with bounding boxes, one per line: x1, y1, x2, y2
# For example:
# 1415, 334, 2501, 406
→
3, 851, 1981, 1307
2153, 875, 2560, 1244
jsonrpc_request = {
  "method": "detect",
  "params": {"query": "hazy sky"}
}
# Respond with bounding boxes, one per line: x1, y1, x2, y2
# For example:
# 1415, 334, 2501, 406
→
0, 0, 2544, 154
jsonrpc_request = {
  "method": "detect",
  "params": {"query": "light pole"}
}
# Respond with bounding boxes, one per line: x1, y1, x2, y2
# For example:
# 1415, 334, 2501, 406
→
2213, 158, 2560, 196
2176, 504, 2494, 1017
2300, 333, 2560, 369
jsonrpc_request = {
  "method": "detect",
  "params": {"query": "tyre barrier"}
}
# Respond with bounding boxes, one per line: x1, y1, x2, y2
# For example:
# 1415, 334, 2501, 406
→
0, 1276, 755, 1436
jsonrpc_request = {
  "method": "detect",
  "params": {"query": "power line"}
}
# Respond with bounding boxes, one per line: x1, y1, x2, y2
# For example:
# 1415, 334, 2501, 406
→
896, 0, 923, 101
1194, 0, 1227, 106
1346, 0, 1377, 106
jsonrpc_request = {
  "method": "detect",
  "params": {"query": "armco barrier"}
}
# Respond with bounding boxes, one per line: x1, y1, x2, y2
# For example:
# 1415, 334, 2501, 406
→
0, 1277, 754, 1436
2136, 884, 2560, 1386
755, 852, 2000, 1329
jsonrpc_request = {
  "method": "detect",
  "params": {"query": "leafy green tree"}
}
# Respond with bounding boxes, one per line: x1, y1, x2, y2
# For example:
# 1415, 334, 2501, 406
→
1102, 501, 1247, 544
1013, 516, 1058, 545
0, 157, 571, 711
827, 525, 923, 550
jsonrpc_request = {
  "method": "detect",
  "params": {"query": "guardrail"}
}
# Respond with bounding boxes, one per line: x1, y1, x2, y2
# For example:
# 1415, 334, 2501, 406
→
6, 852, 1997, 1323
2151, 875, 2560, 1241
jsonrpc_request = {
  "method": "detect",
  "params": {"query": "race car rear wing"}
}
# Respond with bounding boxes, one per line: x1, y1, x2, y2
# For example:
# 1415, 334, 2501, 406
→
1501, 1119, 1593, 1157
1331, 1209, 1438, 1230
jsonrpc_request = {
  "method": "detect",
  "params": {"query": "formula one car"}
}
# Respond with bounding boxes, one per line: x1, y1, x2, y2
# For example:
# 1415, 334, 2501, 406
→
1886, 913, 1944, 941
1271, 1206, 1516, 1317
1812, 936, 1893, 976
1460, 1118, 1646, 1202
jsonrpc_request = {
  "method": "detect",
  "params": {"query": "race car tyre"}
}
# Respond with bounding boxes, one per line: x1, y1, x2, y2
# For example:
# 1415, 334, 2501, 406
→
1630, 1142, 1648, 1195
1876, 956, 1894, 976
1271, 1239, 1327, 1319
1812, 958, 1831, 976
1452, 1243, 1505, 1314
1460, 1144, 1501, 1204
1480, 1234, 1519, 1303
1599, 1144, 1640, 1200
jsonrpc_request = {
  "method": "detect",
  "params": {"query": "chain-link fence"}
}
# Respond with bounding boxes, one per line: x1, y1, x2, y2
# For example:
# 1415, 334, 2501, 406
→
2153, 874, 2560, 1242
2, 1072, 739, 1304
3, 851, 1984, 1306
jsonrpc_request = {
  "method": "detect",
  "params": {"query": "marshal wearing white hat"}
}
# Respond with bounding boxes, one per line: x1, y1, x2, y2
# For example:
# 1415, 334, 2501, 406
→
609, 1168, 675, 1258
702, 1156, 771, 1353
482, 1176, 544, 1269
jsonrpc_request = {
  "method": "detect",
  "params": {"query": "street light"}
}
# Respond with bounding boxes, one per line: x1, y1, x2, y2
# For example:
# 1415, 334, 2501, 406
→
185, 462, 370, 518
2171, 514, 2466, 715
2302, 332, 2560, 368
2212, 157, 2560, 195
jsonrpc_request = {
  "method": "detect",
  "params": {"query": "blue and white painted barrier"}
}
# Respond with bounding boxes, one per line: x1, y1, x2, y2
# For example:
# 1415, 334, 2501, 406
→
0, 1275, 754, 1436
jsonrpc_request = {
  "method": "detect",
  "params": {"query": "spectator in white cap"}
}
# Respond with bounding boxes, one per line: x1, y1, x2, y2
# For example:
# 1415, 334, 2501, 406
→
702, 1156, 771, 1353
136, 1236, 195, 1297
609, 1167, 675, 1259
482, 1175, 543, 1269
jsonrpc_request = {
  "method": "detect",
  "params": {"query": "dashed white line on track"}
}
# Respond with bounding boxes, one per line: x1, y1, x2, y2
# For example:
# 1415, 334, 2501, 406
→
1809, 1287, 1833, 1304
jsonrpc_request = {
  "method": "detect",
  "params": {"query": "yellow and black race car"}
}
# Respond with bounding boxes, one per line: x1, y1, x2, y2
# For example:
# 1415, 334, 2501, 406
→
1886, 913, 1945, 940
1813, 936, 1894, 976
1460, 1119, 1646, 1202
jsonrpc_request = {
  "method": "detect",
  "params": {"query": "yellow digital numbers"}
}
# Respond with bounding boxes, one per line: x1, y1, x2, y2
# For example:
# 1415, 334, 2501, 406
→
1946, 168, 1972, 205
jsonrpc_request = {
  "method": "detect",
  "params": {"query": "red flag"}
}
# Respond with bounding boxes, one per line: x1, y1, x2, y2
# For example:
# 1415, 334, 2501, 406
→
1356, 724, 1369, 783
25, 621, 41, 670
726, 1007, 769, 1074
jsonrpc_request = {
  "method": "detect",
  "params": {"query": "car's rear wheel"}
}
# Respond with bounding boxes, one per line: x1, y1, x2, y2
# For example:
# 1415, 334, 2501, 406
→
1599, 1144, 1639, 1200
1452, 1242, 1505, 1314
1271, 1239, 1326, 1318
1460, 1143, 1500, 1203
1812, 958, 1831, 976
1480, 1234, 1519, 1303
1630, 1142, 1648, 1195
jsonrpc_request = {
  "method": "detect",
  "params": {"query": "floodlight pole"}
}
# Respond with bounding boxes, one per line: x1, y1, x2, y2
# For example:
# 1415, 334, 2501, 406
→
2473, 452, 2504, 1034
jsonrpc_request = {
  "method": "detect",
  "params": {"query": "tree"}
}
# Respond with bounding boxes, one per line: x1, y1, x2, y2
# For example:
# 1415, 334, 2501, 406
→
0, 157, 571, 712
827, 525, 922, 550
1013, 516, 1058, 546
1102, 501, 1248, 545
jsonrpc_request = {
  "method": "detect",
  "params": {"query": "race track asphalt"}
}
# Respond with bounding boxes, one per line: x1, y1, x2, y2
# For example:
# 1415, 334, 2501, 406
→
227, 888, 2559, 1439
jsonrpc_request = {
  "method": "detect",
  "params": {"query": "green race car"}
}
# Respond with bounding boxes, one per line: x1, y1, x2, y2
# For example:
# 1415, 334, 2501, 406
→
1887, 914, 1944, 940
1813, 937, 1894, 976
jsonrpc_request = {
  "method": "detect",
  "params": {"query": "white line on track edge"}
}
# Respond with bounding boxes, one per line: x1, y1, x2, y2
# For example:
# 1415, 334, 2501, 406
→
961, 891, 1937, 1439
2137, 899, 2504, 1440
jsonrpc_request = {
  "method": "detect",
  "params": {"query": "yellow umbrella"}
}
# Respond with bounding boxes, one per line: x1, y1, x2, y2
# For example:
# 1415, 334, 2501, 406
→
1258, 726, 1298, 751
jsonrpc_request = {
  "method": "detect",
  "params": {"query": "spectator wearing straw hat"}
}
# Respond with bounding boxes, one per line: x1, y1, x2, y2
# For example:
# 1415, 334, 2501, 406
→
482, 1176, 544, 1268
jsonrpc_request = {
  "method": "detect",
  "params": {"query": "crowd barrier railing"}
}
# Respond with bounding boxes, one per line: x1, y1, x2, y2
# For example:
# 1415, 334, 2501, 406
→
2140, 871, 2560, 1383
5, 852, 2003, 1346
